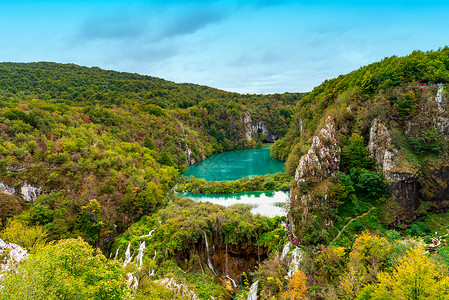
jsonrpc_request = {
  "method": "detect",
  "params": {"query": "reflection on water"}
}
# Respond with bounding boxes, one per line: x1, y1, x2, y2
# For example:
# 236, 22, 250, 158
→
183, 148, 285, 181
179, 191, 289, 217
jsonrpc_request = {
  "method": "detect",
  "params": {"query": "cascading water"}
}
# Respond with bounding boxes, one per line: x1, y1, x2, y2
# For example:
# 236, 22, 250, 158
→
135, 241, 146, 269
114, 247, 120, 259
281, 242, 290, 259
226, 276, 237, 289
126, 272, 139, 290
247, 280, 259, 300
287, 247, 302, 278
204, 232, 217, 276
139, 229, 154, 238
224, 244, 237, 289
123, 242, 133, 267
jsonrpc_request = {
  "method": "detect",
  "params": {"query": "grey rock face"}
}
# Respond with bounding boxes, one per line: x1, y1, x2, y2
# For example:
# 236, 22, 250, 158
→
295, 116, 340, 183
0, 183, 15, 195
20, 183, 40, 203
244, 114, 277, 142
0, 181, 41, 203
0, 238, 28, 279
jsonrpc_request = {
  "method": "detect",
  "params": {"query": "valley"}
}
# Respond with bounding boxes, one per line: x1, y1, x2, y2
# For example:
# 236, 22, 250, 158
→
2, 48, 449, 299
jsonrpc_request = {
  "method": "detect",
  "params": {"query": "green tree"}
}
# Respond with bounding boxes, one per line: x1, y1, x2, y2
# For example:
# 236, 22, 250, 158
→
79, 199, 103, 244
0, 218, 48, 251
0, 238, 132, 300
340, 133, 372, 172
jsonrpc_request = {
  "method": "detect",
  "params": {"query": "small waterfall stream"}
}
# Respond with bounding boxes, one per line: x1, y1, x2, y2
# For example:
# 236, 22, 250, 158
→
281, 242, 290, 259
123, 242, 133, 267
204, 232, 217, 275
287, 247, 302, 278
247, 280, 259, 300
224, 244, 237, 289
135, 241, 146, 269
139, 229, 154, 238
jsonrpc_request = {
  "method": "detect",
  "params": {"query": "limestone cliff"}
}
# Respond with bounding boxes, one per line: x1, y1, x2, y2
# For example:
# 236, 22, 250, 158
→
367, 84, 449, 224
0, 238, 28, 282
0, 181, 40, 203
290, 116, 340, 231
294, 116, 340, 184
244, 114, 278, 143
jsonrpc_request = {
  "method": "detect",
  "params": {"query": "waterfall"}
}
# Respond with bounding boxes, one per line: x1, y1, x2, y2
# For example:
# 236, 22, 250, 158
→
226, 275, 237, 289
204, 232, 217, 275
135, 241, 146, 269
139, 229, 154, 238
123, 242, 133, 267
224, 244, 237, 289
247, 280, 259, 300
126, 272, 139, 290
114, 247, 120, 259
281, 242, 290, 259
287, 247, 303, 278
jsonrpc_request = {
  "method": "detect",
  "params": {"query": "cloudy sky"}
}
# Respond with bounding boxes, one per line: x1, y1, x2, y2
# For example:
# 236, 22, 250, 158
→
1, 1, 448, 93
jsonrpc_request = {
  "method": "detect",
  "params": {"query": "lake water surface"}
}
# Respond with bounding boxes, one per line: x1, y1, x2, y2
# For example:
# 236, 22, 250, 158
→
183, 148, 285, 181
181, 148, 288, 217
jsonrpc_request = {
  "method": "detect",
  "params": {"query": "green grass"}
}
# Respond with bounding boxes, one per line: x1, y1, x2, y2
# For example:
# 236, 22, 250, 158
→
424, 211, 449, 235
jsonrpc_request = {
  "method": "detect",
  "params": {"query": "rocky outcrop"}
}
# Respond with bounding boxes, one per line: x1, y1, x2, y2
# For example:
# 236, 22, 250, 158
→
179, 123, 206, 166
288, 116, 339, 238
367, 116, 449, 223
368, 118, 421, 222
368, 118, 398, 173
20, 184, 40, 203
244, 114, 277, 142
385, 172, 421, 222
0, 181, 40, 203
435, 85, 449, 135
0, 182, 15, 196
155, 278, 199, 299
0, 238, 28, 282
295, 116, 340, 183
209, 243, 266, 284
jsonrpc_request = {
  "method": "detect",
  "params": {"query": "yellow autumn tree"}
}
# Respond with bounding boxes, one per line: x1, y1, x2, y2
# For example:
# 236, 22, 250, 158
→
339, 231, 391, 299
283, 270, 308, 299
366, 247, 449, 299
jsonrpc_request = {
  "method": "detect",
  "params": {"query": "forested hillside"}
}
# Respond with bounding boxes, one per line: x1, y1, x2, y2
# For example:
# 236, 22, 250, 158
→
0, 62, 300, 249
273, 48, 449, 240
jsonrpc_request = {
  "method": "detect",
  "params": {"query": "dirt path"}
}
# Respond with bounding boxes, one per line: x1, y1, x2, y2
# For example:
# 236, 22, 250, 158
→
330, 206, 375, 245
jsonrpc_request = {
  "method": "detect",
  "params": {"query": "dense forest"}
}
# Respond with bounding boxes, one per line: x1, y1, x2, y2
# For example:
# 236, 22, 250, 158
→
0, 62, 299, 248
2, 47, 449, 299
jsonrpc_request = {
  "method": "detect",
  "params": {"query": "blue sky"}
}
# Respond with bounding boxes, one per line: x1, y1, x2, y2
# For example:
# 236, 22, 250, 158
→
1, 1, 449, 94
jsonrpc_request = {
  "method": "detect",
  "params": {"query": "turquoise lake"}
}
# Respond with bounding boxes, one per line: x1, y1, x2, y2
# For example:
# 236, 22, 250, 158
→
183, 148, 285, 181
180, 148, 288, 217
